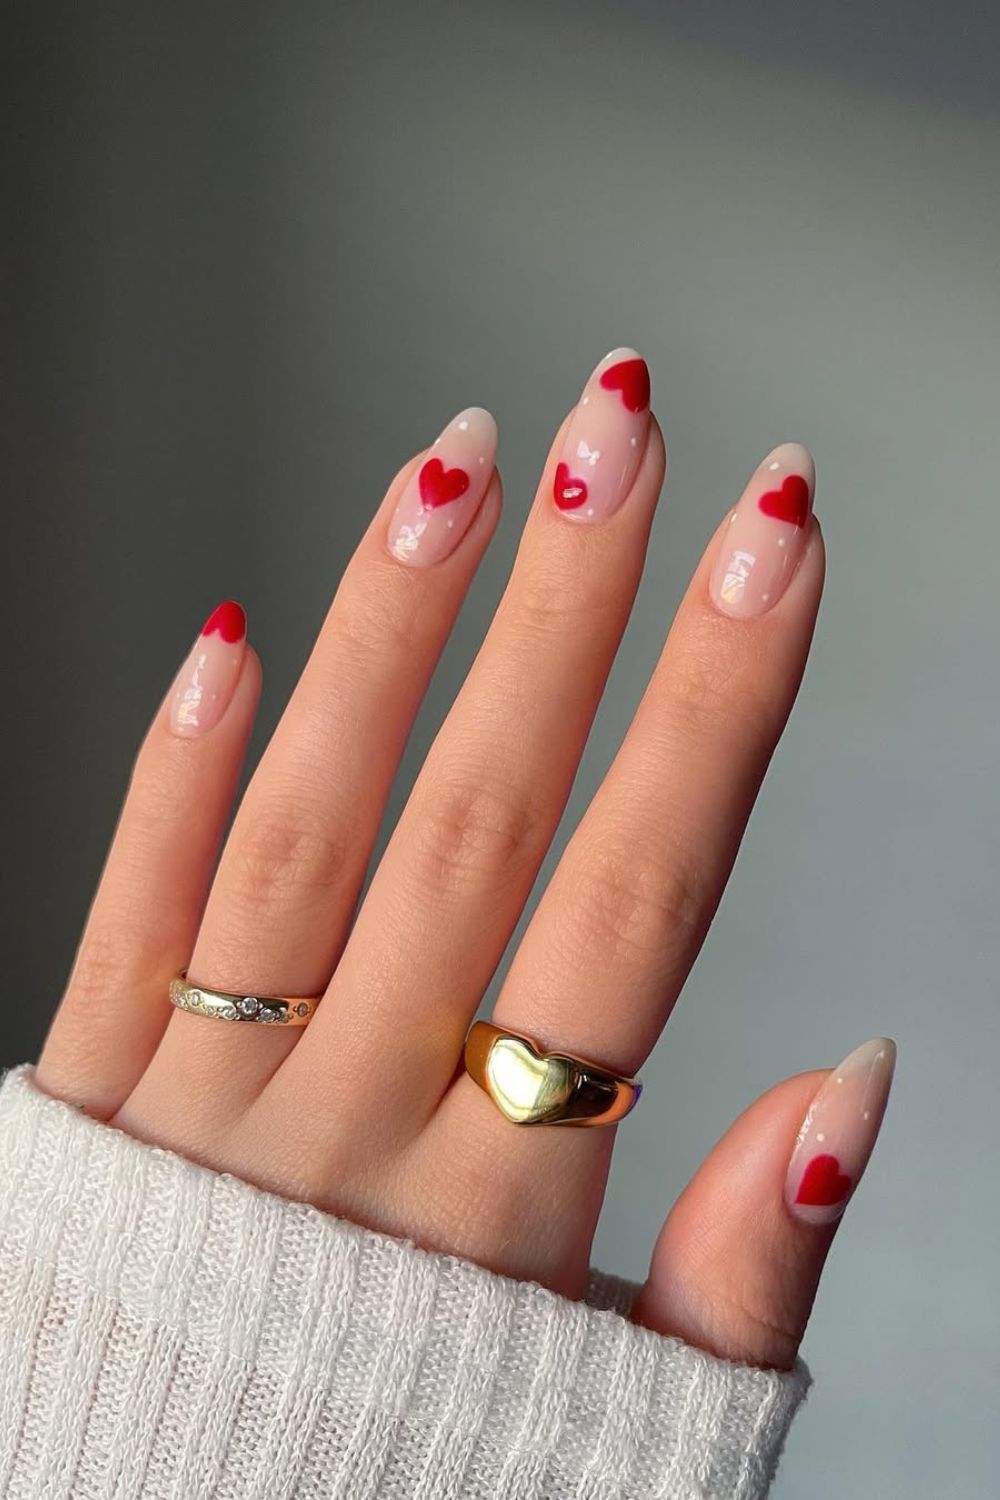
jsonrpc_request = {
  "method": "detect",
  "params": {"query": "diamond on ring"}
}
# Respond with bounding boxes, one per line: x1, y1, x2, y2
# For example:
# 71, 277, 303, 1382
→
169, 971, 317, 1028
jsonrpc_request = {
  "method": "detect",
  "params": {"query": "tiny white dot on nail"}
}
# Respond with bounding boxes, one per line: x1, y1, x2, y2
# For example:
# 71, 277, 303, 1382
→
729, 513, 737, 525
876, 1050, 886, 1060
769, 461, 781, 471
581, 396, 590, 406
478, 455, 485, 465
433, 438, 440, 446
447, 519, 454, 528
761, 593, 770, 603
458, 419, 469, 431
816, 1132, 826, 1142
630, 436, 638, 447
836, 1076, 844, 1084
777, 537, 786, 548
586, 507, 594, 516
863, 1110, 871, 1120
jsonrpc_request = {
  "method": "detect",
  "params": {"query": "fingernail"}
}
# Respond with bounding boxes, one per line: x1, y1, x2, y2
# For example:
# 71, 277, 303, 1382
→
552, 347, 651, 522
710, 443, 815, 618
785, 1037, 896, 1226
169, 600, 246, 737
387, 407, 498, 567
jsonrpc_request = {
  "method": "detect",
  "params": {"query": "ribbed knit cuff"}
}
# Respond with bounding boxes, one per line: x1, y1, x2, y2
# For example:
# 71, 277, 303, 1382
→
0, 1064, 809, 1498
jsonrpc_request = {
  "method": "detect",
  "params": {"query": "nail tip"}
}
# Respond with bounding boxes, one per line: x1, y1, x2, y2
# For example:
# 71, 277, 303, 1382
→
449, 405, 498, 454
600, 344, 644, 364
839, 1035, 898, 1077
762, 441, 816, 493
201, 600, 247, 643
455, 403, 496, 424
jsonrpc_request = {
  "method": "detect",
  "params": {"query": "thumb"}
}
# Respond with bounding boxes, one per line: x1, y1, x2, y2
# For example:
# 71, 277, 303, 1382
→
631, 1037, 896, 1370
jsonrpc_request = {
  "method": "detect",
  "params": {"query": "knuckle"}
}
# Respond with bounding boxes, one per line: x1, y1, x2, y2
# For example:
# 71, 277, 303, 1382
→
665, 638, 772, 746
668, 651, 737, 736
564, 838, 705, 968
412, 775, 548, 897
56, 924, 150, 1086
337, 566, 425, 659
65, 921, 130, 1012
507, 567, 613, 638
703, 1276, 804, 1370
226, 801, 355, 912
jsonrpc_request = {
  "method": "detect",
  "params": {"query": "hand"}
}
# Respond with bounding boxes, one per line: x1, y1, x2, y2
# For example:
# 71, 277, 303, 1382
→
36, 349, 893, 1373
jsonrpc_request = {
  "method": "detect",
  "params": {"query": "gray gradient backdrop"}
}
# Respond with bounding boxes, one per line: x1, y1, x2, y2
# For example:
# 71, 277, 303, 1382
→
3, 3, 999, 1495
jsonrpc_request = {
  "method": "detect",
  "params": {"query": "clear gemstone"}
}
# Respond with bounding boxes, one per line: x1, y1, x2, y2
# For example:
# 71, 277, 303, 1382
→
221, 1005, 238, 1020
295, 1003, 310, 1017
237, 996, 260, 1017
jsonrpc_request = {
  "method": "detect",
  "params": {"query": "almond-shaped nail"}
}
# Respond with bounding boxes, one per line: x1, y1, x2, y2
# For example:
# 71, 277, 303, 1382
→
785, 1038, 896, 1227
387, 407, 497, 567
169, 600, 246, 737
710, 443, 815, 618
552, 347, 651, 522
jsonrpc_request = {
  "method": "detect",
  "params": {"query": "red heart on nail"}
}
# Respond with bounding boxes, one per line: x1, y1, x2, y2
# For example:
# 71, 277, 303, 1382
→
554, 462, 589, 510
758, 474, 810, 528
795, 1153, 852, 1207
202, 600, 245, 643
419, 458, 470, 509
599, 357, 650, 414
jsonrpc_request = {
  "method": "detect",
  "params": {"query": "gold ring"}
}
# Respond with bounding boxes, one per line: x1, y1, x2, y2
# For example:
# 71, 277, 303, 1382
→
169, 971, 319, 1027
464, 1020, 641, 1127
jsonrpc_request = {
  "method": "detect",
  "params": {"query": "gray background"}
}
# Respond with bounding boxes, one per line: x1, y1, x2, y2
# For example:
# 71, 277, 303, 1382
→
3, 2, 999, 1495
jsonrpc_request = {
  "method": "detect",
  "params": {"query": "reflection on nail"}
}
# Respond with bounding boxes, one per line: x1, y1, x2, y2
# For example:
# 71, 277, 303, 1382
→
387, 408, 497, 567
552, 348, 651, 523
785, 1037, 896, 1227
169, 601, 246, 738
710, 444, 815, 618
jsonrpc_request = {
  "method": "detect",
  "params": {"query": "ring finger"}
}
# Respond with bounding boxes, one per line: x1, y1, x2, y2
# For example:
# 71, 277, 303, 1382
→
434, 444, 825, 1280
490, 444, 824, 1075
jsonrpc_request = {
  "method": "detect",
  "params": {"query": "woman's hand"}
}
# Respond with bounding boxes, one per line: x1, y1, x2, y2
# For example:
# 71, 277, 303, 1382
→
35, 349, 893, 1373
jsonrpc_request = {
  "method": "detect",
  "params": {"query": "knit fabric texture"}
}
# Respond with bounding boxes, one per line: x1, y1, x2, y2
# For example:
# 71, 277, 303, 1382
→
0, 1065, 810, 1498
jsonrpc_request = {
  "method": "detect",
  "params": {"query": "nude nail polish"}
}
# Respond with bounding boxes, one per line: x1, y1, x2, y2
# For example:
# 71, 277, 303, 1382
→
785, 1038, 896, 1227
552, 348, 651, 522
710, 443, 815, 618
387, 407, 497, 567
169, 601, 246, 737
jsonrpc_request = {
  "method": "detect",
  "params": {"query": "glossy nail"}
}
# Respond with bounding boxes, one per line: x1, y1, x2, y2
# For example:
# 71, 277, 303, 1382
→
785, 1037, 896, 1227
169, 601, 246, 737
387, 407, 497, 567
552, 348, 651, 522
710, 443, 815, 618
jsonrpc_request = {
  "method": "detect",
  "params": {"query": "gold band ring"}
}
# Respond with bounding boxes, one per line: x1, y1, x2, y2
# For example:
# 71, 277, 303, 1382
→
464, 1020, 641, 1127
169, 971, 319, 1027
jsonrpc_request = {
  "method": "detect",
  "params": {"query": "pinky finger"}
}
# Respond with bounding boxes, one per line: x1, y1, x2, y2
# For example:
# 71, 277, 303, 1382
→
632, 1038, 896, 1370
35, 602, 261, 1116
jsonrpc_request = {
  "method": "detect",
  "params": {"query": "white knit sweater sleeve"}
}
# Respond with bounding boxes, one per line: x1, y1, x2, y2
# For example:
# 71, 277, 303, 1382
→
0, 1064, 810, 1499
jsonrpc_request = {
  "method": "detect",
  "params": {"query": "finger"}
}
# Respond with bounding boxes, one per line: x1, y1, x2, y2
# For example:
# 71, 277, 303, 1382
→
485, 444, 824, 1076
633, 1038, 897, 1369
125, 410, 501, 1125
280, 351, 665, 1132
36, 603, 261, 1117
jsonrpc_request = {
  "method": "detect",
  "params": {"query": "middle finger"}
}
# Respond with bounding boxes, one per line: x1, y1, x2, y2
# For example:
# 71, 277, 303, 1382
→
279, 350, 664, 1129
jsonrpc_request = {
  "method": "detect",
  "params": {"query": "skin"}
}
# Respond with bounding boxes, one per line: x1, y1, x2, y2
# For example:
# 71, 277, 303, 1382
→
36, 386, 836, 1375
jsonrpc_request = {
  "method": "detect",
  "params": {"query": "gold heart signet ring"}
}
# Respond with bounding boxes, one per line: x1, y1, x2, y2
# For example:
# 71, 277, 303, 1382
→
463, 1021, 641, 1127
